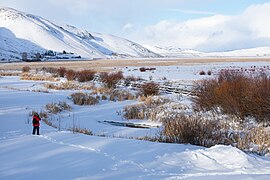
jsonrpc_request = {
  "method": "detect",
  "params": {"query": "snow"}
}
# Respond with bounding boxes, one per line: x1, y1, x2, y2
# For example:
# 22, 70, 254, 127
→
122, 61, 270, 82
144, 45, 205, 58
207, 46, 270, 57
145, 45, 270, 58
1, 61, 270, 179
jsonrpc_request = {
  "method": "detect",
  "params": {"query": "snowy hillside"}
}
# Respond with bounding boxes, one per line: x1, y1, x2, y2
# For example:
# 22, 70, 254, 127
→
0, 7, 158, 61
145, 45, 270, 58
144, 45, 206, 57
207, 46, 270, 57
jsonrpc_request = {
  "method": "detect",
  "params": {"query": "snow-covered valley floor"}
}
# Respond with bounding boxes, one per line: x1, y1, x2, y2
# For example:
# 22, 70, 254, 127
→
1, 61, 270, 179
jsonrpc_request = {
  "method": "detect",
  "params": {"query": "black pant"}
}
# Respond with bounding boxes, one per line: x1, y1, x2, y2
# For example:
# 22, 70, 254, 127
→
32, 126, 40, 135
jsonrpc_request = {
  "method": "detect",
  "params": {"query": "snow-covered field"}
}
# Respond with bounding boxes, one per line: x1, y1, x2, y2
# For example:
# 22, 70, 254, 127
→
1, 61, 270, 179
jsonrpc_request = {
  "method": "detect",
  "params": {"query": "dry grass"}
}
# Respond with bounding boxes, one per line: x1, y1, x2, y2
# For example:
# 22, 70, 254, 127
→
77, 70, 96, 82
143, 96, 170, 107
70, 92, 99, 105
43, 119, 57, 129
20, 73, 59, 81
68, 127, 93, 135
45, 101, 71, 114
161, 114, 222, 147
123, 103, 147, 119
235, 127, 270, 155
44, 82, 95, 90
101, 95, 107, 100
0, 72, 21, 76
159, 112, 270, 155
65, 69, 76, 81
57, 67, 66, 77
42, 67, 58, 74
109, 89, 136, 101
140, 82, 159, 96
123, 96, 171, 120
91, 87, 111, 95
100, 71, 124, 88
2, 58, 268, 72
22, 66, 30, 73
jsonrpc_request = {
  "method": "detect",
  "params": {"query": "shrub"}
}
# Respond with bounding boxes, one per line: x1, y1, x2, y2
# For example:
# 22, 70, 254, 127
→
22, 66, 30, 73
77, 70, 96, 82
42, 67, 58, 74
158, 112, 270, 155
207, 70, 212, 75
70, 92, 99, 105
123, 96, 171, 120
139, 67, 147, 72
140, 82, 159, 96
123, 103, 147, 119
91, 87, 111, 95
101, 95, 107, 100
0, 72, 21, 76
57, 67, 66, 77
108, 89, 136, 101
235, 127, 270, 155
20, 73, 59, 81
144, 96, 170, 107
96, 95, 100, 100
124, 75, 142, 85
69, 127, 93, 135
44, 82, 95, 90
45, 101, 71, 114
139, 67, 156, 72
100, 71, 124, 88
39, 111, 48, 119
125, 75, 140, 82
45, 82, 71, 90
66, 69, 76, 81
161, 114, 223, 147
199, 70, 206, 75
193, 70, 270, 123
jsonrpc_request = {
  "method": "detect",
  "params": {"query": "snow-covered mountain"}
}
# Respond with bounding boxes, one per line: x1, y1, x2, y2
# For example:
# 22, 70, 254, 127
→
0, 7, 159, 60
144, 45, 206, 57
145, 45, 270, 58
207, 46, 270, 57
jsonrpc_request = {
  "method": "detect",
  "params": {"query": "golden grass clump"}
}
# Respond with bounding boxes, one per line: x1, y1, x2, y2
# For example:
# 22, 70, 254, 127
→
20, 73, 59, 81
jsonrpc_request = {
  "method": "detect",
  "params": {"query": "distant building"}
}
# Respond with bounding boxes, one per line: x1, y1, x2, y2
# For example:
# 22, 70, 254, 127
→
46, 50, 55, 56
35, 53, 41, 61
22, 52, 27, 61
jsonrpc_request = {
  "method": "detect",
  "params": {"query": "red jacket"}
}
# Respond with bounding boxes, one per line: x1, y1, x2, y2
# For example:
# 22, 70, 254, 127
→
33, 115, 41, 127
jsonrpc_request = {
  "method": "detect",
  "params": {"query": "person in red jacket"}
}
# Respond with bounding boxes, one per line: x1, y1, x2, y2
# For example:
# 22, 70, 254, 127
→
32, 113, 41, 135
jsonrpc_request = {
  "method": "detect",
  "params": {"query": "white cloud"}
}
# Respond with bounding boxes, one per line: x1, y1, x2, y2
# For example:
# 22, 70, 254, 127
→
122, 23, 135, 33
139, 3, 270, 52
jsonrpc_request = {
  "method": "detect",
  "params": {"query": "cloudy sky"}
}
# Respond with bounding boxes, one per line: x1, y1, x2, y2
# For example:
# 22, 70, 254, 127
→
1, 0, 270, 52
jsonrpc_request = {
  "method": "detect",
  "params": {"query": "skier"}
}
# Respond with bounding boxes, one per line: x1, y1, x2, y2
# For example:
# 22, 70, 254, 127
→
32, 113, 41, 135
